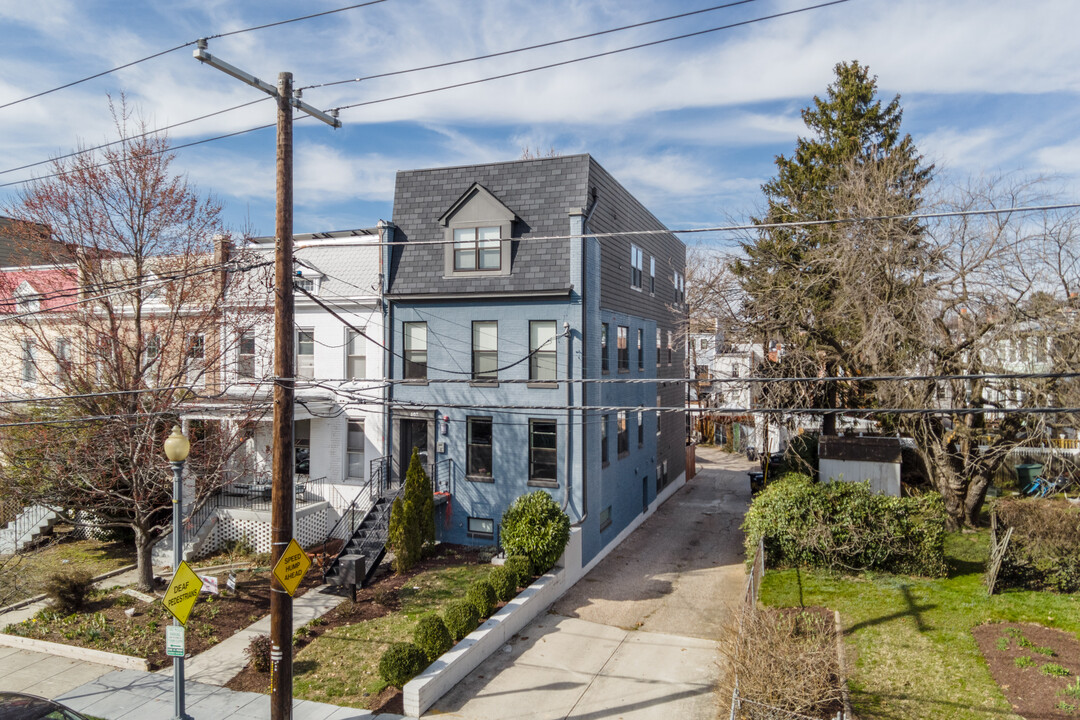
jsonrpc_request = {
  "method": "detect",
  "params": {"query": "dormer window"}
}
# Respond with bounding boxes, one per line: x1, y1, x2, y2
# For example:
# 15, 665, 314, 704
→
14, 281, 39, 314
454, 226, 502, 271
440, 183, 515, 278
294, 274, 321, 294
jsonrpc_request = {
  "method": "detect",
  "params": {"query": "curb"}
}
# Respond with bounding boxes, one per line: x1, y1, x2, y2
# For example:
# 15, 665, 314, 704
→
0, 632, 149, 671
0, 563, 138, 616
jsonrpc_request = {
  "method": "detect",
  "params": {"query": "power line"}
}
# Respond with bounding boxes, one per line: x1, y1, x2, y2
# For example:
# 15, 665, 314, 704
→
0, 0, 391, 112
0, 258, 272, 323
0, 1, 763, 178
0, 0, 849, 189
294, 283, 565, 376
0, 98, 272, 177
328, 0, 855, 115
301, 0, 765, 91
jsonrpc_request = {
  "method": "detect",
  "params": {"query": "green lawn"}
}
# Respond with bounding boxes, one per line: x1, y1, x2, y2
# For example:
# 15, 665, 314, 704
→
0, 537, 134, 607
293, 563, 494, 709
761, 530, 1080, 720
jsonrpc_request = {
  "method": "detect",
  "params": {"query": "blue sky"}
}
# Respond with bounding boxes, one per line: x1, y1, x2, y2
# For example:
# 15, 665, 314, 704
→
1, 0, 1079, 248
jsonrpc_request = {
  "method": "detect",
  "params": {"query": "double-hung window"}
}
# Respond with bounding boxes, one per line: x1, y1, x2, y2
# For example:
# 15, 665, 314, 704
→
346, 329, 366, 380
667, 331, 673, 365
404, 322, 427, 380
467, 417, 493, 479
347, 420, 365, 480
656, 328, 662, 367
630, 245, 643, 289
637, 410, 644, 447
56, 337, 72, 381
601, 414, 609, 466
454, 226, 501, 271
529, 419, 557, 485
296, 328, 314, 379
637, 329, 644, 371
529, 320, 557, 382
617, 411, 628, 457
617, 326, 629, 372
186, 333, 205, 388
601, 323, 609, 374
238, 330, 256, 379
472, 321, 498, 381
21, 338, 35, 383
649, 257, 656, 294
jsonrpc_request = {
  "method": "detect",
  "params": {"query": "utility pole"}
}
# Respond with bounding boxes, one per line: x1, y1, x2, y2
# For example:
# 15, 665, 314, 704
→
193, 41, 340, 720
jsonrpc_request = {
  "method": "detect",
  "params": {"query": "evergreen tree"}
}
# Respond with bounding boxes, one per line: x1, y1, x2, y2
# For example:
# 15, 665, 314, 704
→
733, 60, 932, 434
389, 447, 432, 573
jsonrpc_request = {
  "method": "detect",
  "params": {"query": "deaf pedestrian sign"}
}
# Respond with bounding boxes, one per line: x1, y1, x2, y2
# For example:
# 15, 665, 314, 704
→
271, 538, 311, 596
162, 561, 201, 625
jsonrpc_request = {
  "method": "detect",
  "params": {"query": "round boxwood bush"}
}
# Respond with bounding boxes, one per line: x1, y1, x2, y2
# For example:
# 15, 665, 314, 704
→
487, 565, 517, 602
413, 613, 453, 662
378, 642, 428, 688
443, 599, 480, 641
500, 491, 571, 575
505, 554, 533, 587
466, 578, 497, 618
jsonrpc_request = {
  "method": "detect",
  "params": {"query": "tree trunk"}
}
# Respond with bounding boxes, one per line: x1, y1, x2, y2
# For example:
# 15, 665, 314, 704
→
822, 380, 837, 436
962, 472, 991, 529
133, 525, 156, 591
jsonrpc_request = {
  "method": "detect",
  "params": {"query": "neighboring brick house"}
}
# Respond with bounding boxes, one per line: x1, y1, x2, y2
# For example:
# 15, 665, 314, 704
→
385, 154, 686, 565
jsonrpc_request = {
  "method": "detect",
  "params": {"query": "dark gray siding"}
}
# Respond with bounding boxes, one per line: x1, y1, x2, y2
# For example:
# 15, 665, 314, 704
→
587, 158, 687, 481
389, 155, 591, 296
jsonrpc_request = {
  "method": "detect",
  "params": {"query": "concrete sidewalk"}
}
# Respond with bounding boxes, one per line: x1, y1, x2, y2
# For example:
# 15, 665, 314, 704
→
53, 667, 407, 719
431, 446, 753, 719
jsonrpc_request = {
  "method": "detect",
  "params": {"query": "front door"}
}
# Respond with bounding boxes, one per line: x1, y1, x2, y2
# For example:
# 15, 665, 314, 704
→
399, 418, 429, 482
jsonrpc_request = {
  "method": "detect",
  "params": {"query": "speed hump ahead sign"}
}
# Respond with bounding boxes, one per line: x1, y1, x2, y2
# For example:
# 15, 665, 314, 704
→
162, 560, 201, 625
271, 538, 311, 596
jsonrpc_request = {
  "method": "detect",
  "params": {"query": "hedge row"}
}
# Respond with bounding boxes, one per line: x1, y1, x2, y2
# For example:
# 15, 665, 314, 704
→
378, 559, 536, 689
994, 497, 1080, 592
743, 473, 948, 577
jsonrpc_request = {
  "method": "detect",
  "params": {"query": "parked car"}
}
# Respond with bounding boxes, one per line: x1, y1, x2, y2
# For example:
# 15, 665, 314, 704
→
0, 692, 91, 720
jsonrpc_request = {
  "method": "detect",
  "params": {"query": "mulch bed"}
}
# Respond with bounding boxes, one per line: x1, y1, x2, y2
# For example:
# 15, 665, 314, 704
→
226, 544, 487, 714
973, 622, 1080, 719
2, 565, 321, 670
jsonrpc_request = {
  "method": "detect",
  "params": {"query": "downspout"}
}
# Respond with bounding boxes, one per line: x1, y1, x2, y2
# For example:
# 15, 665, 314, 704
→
563, 321, 572, 514
565, 197, 600, 522
378, 220, 394, 472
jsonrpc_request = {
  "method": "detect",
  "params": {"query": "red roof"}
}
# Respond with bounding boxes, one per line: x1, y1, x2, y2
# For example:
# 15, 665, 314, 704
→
0, 267, 78, 314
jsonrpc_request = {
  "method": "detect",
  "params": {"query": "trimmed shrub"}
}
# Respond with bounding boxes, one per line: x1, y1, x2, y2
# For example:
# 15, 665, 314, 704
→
378, 642, 428, 688
466, 578, 497, 618
443, 599, 480, 641
500, 491, 571, 575
413, 613, 454, 662
994, 498, 1080, 592
389, 448, 430, 574
504, 555, 532, 587
245, 634, 272, 672
742, 473, 948, 577
44, 569, 95, 613
488, 565, 517, 602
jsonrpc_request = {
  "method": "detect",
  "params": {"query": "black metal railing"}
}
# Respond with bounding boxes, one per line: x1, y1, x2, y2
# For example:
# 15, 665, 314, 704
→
182, 473, 328, 538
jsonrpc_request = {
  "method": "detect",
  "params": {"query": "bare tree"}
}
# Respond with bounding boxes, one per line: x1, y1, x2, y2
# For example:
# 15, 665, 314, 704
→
0, 100, 268, 589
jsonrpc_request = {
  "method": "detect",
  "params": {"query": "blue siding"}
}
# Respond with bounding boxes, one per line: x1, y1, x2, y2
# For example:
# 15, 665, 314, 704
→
390, 297, 583, 547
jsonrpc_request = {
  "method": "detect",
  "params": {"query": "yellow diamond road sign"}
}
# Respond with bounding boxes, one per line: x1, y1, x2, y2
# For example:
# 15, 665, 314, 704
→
272, 538, 311, 596
162, 560, 201, 626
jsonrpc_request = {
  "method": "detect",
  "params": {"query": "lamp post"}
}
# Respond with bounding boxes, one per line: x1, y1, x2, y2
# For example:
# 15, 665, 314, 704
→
163, 425, 192, 720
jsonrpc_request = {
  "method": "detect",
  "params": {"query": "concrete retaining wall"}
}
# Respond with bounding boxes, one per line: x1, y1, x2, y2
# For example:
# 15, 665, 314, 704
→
403, 469, 687, 716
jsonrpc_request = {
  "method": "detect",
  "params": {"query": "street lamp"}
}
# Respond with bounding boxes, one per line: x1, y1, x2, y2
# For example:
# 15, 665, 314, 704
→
164, 425, 192, 720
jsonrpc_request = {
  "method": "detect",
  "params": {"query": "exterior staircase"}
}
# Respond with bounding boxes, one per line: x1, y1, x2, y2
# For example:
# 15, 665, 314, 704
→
0, 505, 61, 554
322, 487, 400, 589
